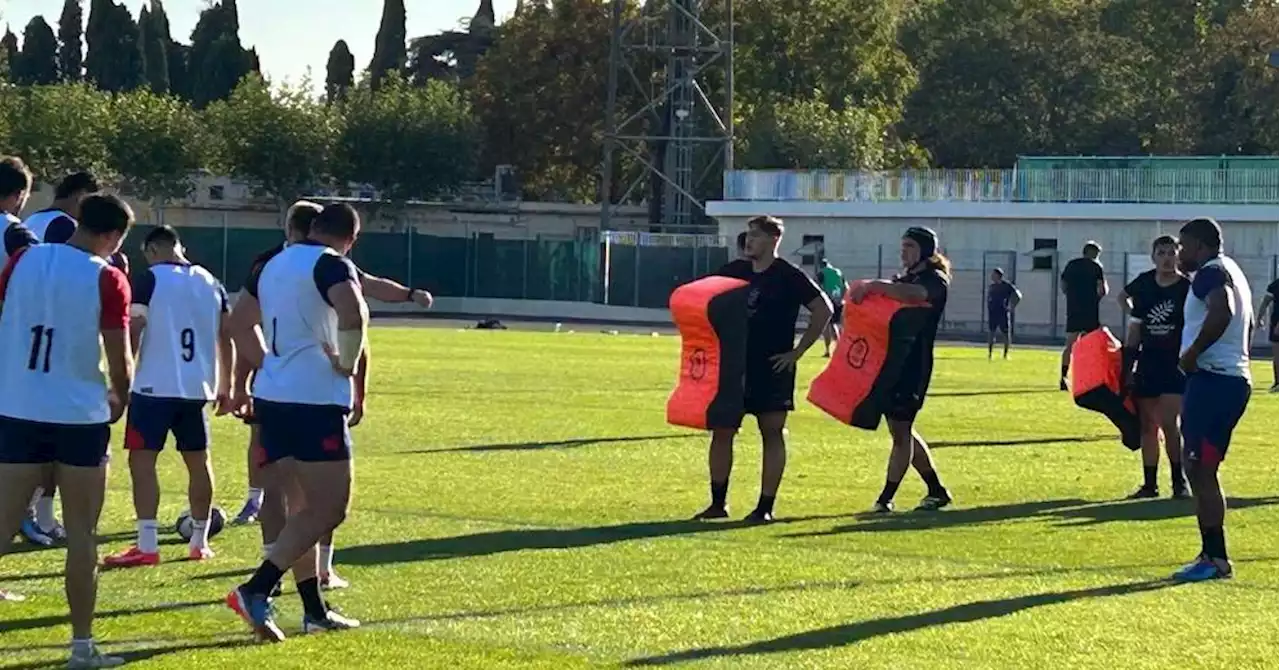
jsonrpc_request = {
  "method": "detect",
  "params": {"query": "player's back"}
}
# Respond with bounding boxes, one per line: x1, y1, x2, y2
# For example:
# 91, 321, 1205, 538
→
134, 262, 227, 401
253, 241, 352, 408
0, 244, 118, 423
22, 208, 76, 243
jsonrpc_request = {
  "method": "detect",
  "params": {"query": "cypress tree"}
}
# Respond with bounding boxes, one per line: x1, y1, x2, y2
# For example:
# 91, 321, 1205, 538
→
57, 0, 84, 81
367, 0, 406, 88
325, 40, 355, 104
15, 16, 61, 85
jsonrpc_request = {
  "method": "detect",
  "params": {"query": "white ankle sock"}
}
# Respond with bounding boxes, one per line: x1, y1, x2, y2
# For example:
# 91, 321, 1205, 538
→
247, 488, 264, 505
35, 496, 57, 531
262, 542, 275, 560
189, 518, 210, 549
320, 544, 335, 574
137, 520, 159, 553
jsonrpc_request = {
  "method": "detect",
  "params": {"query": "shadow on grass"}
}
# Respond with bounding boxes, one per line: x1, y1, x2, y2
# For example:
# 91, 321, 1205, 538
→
930, 388, 1061, 398
1052, 495, 1279, 526
0, 598, 222, 634
624, 578, 1180, 666
400, 434, 695, 455
336, 515, 838, 566
0, 637, 249, 670
929, 435, 1114, 448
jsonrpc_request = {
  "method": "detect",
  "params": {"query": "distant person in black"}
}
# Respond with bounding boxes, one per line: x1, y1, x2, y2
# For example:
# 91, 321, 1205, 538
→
1258, 278, 1278, 392
1117, 235, 1190, 499
735, 231, 748, 259
697, 215, 832, 523
986, 268, 1021, 360
1059, 241, 1108, 389
849, 226, 953, 513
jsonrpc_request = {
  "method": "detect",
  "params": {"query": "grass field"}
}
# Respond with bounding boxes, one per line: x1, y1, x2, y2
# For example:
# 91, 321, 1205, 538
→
1, 326, 1277, 669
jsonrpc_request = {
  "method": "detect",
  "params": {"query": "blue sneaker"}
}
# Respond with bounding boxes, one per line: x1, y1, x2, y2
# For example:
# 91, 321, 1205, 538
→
226, 586, 285, 642
20, 515, 53, 547
232, 498, 261, 525
1173, 556, 1232, 582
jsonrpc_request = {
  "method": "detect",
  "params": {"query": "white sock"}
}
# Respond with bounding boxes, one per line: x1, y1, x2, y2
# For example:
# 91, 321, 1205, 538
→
29, 487, 43, 508
320, 544, 335, 574
70, 638, 95, 655
262, 542, 275, 560
137, 520, 159, 553
246, 488, 264, 505
189, 518, 210, 550
36, 496, 57, 531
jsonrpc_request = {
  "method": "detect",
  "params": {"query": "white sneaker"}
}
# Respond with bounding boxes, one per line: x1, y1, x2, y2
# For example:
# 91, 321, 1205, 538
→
67, 643, 124, 668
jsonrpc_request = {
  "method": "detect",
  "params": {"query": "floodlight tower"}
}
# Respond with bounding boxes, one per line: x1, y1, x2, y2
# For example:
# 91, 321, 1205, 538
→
599, 0, 734, 233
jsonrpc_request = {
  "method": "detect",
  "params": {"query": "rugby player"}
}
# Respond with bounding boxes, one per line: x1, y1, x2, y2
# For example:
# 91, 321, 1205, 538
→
1172, 217, 1253, 582
1258, 278, 1278, 392
227, 203, 368, 640
1117, 235, 1190, 499
102, 225, 234, 568
986, 268, 1021, 360
0, 193, 136, 668
696, 216, 832, 523
850, 227, 953, 513
229, 201, 432, 589
1059, 242, 1108, 389
816, 258, 846, 357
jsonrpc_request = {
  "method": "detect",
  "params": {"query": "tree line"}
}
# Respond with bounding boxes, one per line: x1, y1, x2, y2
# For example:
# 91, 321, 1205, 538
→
0, 0, 1276, 207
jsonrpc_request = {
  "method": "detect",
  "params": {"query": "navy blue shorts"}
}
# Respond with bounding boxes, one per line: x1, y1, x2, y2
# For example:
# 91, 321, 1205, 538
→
1134, 356, 1185, 398
0, 415, 111, 468
988, 310, 1010, 334
254, 398, 352, 464
1181, 371, 1251, 467
124, 393, 210, 452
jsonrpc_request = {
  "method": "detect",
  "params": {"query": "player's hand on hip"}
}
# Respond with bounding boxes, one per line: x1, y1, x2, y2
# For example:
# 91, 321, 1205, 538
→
411, 289, 434, 309
323, 345, 356, 377
349, 402, 364, 427
769, 349, 801, 372
228, 390, 252, 418
107, 392, 126, 424
1178, 350, 1199, 374
214, 391, 234, 416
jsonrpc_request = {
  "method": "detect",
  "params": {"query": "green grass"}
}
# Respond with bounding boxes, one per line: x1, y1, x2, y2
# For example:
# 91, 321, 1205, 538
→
1, 327, 1277, 669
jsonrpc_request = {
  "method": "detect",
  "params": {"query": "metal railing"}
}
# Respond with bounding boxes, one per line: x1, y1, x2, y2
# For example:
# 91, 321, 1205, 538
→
723, 168, 1280, 204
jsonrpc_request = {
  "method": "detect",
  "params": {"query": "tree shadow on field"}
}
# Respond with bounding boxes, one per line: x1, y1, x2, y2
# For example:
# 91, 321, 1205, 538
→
623, 578, 1180, 666
0, 637, 249, 670
399, 434, 695, 455
787, 499, 1093, 538
929, 435, 1114, 448
0, 598, 222, 634
1051, 495, 1279, 527
336, 515, 836, 566
930, 388, 1060, 398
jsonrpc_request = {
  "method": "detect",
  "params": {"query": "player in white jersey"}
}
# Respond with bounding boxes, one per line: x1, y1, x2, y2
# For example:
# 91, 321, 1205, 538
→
227, 203, 368, 642
0, 193, 135, 668
1173, 217, 1254, 583
102, 225, 234, 569
228, 200, 431, 592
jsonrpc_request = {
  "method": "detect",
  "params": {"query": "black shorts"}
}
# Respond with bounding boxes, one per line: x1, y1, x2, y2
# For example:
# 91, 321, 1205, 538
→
0, 415, 111, 468
1133, 358, 1185, 398
830, 302, 844, 325
743, 362, 796, 416
1065, 309, 1101, 334
254, 398, 352, 464
1269, 321, 1278, 344
884, 375, 930, 423
124, 393, 210, 452
988, 310, 1010, 334
1181, 371, 1250, 466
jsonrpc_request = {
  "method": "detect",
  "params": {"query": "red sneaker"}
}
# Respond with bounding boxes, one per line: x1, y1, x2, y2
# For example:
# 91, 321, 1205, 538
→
188, 546, 215, 561
102, 545, 160, 569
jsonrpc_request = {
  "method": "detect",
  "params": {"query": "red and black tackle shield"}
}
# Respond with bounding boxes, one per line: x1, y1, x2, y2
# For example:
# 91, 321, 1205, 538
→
1070, 327, 1141, 450
666, 276, 750, 430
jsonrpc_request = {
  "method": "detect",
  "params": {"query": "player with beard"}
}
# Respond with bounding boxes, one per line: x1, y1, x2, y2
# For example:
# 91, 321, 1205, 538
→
1117, 235, 1190, 499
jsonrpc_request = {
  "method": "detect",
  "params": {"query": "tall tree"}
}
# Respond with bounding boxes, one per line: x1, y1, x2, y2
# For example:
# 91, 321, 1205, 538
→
187, 1, 254, 107
139, 3, 171, 94
367, 0, 406, 88
325, 40, 355, 104
107, 88, 205, 199
166, 41, 189, 99
0, 29, 18, 82
15, 17, 61, 86
84, 0, 146, 92
57, 0, 84, 82
2, 82, 114, 181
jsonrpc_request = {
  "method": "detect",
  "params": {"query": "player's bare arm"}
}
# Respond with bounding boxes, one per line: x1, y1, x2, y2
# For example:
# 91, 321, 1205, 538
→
1098, 277, 1109, 298
350, 349, 370, 427
229, 291, 267, 372
216, 308, 236, 413
772, 293, 833, 372
326, 279, 369, 377
857, 279, 928, 303
101, 326, 133, 424
358, 270, 433, 308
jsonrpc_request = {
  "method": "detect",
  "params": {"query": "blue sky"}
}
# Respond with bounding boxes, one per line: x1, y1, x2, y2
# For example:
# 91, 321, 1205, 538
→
3, 1, 517, 89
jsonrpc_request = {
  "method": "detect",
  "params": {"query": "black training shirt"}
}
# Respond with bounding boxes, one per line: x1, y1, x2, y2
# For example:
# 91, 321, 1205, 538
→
1061, 257, 1104, 319
1123, 270, 1189, 359
893, 265, 950, 387
715, 258, 822, 359
1268, 280, 1279, 327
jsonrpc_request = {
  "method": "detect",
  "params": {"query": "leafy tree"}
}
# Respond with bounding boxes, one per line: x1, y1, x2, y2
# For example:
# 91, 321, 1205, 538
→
335, 73, 478, 203
14, 17, 61, 86
367, 0, 406, 88
187, 0, 254, 107
106, 88, 204, 199
325, 40, 355, 104
1, 82, 113, 181
57, 0, 84, 82
203, 74, 336, 204
0, 29, 16, 82
737, 97, 927, 170
1193, 1, 1279, 155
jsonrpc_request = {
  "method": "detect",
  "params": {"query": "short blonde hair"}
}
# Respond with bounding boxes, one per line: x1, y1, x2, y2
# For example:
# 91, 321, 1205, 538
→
285, 200, 323, 236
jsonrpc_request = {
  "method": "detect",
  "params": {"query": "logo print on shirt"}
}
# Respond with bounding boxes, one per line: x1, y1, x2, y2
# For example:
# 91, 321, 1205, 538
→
746, 287, 760, 318
1146, 299, 1178, 338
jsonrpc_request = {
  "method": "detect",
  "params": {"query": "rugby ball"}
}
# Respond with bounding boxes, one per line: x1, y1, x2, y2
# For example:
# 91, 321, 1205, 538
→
174, 506, 227, 541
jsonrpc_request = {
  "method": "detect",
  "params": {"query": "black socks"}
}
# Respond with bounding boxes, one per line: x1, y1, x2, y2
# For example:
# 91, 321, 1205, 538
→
297, 577, 328, 619
1170, 462, 1186, 489
244, 560, 285, 597
877, 480, 902, 505
1201, 526, 1228, 561
1143, 465, 1158, 489
710, 480, 728, 508
755, 495, 775, 515
920, 470, 947, 498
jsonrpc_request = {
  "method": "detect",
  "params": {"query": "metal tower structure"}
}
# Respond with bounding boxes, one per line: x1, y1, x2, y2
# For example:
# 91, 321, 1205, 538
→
600, 0, 733, 233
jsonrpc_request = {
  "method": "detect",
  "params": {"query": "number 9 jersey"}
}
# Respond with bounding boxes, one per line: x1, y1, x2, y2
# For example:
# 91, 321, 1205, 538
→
131, 262, 229, 400
0, 244, 130, 424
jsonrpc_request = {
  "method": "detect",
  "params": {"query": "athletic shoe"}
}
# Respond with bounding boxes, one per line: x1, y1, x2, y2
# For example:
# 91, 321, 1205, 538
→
1173, 556, 1232, 582
0, 588, 24, 602
102, 546, 160, 569
20, 516, 54, 547
1171, 484, 1192, 500
915, 492, 953, 511
302, 608, 361, 634
691, 505, 729, 521
188, 546, 215, 561
226, 586, 285, 643
743, 508, 774, 524
231, 498, 261, 525
320, 572, 349, 590
67, 643, 124, 668
1269, 383, 1278, 393
1127, 485, 1159, 500
870, 501, 894, 514
40, 522, 67, 542
1060, 379, 1069, 391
